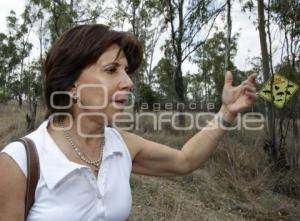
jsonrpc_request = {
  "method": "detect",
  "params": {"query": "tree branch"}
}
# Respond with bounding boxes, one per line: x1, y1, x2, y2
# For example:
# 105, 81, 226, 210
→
167, 0, 178, 55
182, 8, 222, 62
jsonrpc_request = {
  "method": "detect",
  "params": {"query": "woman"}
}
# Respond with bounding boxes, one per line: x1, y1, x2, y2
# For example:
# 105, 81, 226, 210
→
0, 24, 257, 221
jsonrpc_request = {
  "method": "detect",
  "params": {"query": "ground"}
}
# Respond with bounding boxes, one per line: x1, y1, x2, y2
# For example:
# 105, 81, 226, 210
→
1, 104, 299, 221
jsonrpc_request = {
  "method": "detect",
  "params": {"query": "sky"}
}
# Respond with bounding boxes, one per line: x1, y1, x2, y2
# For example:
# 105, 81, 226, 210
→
0, 1, 25, 29
0, 0, 283, 74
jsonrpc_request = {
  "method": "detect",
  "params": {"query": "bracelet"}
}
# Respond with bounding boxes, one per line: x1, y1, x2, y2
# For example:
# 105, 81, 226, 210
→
215, 114, 232, 128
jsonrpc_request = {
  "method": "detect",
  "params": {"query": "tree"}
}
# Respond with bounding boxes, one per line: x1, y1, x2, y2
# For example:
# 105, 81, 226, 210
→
153, 57, 176, 102
185, 73, 205, 110
164, 0, 225, 126
30, 0, 103, 43
257, 0, 285, 167
109, 0, 166, 113
270, 0, 300, 169
0, 10, 33, 106
18, 0, 105, 130
193, 31, 241, 110
225, 0, 232, 71
138, 82, 160, 110
270, 0, 299, 71
242, 0, 299, 168
0, 32, 9, 102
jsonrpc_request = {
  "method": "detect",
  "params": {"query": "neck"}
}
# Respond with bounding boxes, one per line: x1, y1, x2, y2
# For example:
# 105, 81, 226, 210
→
55, 114, 106, 148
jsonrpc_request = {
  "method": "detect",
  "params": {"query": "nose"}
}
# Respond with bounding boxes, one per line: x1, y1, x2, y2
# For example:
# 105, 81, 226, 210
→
120, 72, 134, 92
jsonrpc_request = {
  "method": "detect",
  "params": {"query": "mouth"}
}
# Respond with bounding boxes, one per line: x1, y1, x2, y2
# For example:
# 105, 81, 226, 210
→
113, 99, 128, 106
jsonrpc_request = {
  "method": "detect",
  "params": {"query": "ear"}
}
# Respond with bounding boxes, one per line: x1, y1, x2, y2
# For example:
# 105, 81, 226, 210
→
68, 83, 78, 94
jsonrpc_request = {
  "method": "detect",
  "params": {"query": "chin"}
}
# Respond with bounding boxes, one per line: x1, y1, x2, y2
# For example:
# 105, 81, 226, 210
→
107, 109, 129, 126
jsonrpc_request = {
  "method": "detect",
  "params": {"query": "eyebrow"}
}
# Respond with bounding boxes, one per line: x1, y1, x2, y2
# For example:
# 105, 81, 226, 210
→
103, 62, 129, 70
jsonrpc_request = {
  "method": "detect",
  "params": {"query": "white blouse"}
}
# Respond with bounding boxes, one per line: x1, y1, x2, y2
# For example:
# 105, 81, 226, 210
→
1, 120, 133, 221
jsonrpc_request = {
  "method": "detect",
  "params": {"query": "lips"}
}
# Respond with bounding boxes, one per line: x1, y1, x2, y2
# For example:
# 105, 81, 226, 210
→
115, 100, 126, 104
113, 98, 128, 106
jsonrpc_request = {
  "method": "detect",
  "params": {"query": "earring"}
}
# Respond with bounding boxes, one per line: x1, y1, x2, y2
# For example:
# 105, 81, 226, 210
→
72, 94, 78, 103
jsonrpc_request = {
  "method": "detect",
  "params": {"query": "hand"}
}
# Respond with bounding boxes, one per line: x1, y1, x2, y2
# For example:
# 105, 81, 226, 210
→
221, 71, 257, 115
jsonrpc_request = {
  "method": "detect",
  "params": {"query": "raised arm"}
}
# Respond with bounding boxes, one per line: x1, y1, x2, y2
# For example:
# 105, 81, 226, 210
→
121, 71, 257, 176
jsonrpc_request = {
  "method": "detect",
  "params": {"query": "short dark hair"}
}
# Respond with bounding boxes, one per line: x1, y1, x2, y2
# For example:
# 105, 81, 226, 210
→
44, 24, 143, 119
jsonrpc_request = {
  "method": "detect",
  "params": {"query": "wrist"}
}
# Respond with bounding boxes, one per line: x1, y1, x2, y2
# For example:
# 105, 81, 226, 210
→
218, 105, 237, 123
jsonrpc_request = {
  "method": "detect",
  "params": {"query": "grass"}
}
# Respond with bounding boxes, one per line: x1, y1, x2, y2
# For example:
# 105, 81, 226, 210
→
1, 104, 300, 221
128, 126, 300, 221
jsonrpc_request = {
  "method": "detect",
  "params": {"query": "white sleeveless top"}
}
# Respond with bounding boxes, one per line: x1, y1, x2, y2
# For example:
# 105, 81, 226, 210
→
1, 120, 132, 221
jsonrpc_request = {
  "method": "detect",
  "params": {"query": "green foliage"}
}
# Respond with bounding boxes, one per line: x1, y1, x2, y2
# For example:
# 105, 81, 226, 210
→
241, 0, 254, 12
161, 0, 226, 113
0, 9, 33, 103
193, 31, 245, 109
0, 0, 298, 119
138, 82, 160, 109
270, 0, 300, 32
109, 0, 166, 86
185, 73, 205, 103
30, 0, 103, 43
153, 57, 176, 101
0, 0, 106, 104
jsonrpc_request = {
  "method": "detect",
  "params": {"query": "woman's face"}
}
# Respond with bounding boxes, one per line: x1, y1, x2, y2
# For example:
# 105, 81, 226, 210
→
71, 44, 134, 123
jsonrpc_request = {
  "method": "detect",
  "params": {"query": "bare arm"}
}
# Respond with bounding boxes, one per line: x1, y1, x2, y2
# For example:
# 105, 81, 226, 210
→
121, 105, 236, 176
180, 105, 236, 172
0, 153, 26, 221
121, 72, 257, 177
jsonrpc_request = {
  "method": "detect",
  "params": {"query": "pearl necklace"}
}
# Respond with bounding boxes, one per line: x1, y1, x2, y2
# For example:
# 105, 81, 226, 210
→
58, 120, 105, 173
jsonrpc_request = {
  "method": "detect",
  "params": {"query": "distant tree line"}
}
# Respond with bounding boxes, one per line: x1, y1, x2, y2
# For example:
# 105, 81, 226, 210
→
0, 0, 299, 168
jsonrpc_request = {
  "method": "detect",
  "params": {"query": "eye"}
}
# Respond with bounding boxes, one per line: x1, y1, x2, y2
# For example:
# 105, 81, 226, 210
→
125, 67, 130, 75
105, 67, 118, 74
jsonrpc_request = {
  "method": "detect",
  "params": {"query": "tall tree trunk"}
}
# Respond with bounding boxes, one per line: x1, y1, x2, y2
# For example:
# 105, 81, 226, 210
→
292, 114, 300, 168
18, 93, 23, 107
26, 85, 37, 132
168, 0, 186, 127
258, 0, 274, 157
19, 38, 25, 108
39, 13, 45, 107
258, 0, 284, 167
225, 0, 232, 71
130, 3, 141, 114
266, 0, 274, 76
174, 65, 185, 127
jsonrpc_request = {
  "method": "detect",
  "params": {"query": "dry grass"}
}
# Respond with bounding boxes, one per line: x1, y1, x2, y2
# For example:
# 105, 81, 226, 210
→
128, 113, 300, 221
0, 103, 46, 146
1, 105, 300, 221
0, 103, 27, 145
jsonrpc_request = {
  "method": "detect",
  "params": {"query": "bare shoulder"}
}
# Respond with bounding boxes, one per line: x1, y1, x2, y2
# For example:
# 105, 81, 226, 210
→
117, 130, 143, 160
0, 152, 26, 220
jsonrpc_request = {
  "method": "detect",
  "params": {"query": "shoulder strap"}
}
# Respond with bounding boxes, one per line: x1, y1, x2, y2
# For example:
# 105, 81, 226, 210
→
16, 137, 40, 220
